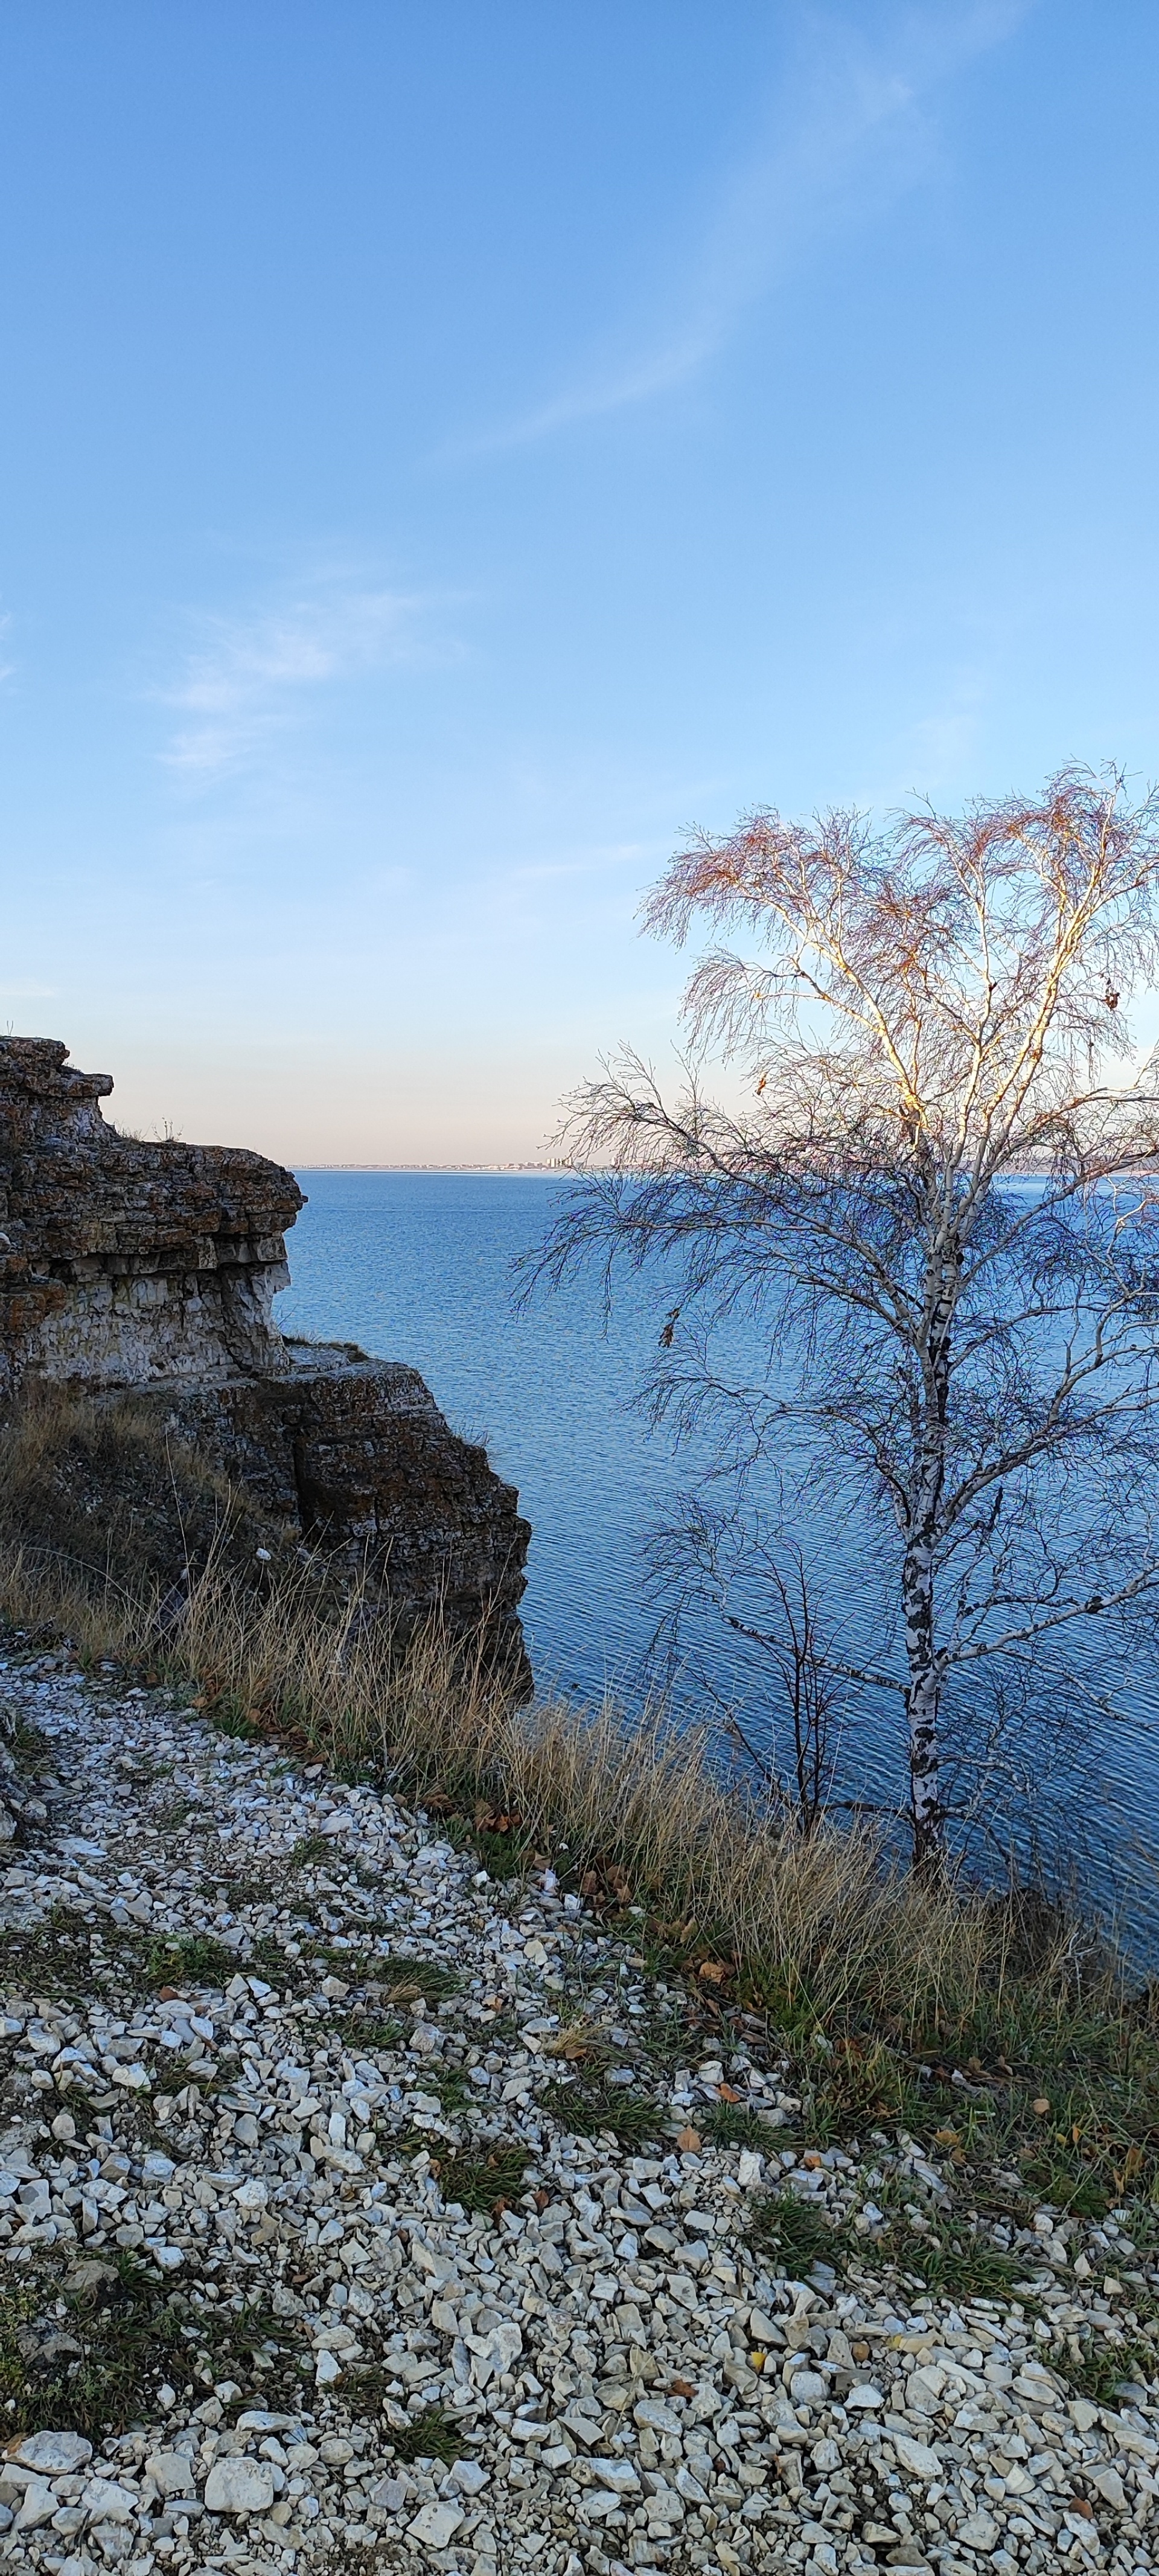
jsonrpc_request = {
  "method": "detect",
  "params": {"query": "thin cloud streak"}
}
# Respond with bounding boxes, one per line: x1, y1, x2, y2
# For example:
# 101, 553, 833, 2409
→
159, 580, 442, 777
455, 1, 1033, 457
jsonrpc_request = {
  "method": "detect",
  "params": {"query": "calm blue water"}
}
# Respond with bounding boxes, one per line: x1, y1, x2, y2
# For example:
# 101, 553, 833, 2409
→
274, 1170, 1159, 1930
275, 1171, 749, 1703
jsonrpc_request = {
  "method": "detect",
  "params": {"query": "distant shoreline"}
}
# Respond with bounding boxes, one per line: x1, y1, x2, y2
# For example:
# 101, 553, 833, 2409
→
292, 1162, 576, 1173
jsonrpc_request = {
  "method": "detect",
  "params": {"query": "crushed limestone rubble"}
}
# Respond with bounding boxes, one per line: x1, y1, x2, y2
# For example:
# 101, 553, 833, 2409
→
0, 1652, 1155, 2576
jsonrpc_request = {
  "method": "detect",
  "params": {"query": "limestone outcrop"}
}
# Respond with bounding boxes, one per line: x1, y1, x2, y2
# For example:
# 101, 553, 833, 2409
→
0, 1038, 529, 1665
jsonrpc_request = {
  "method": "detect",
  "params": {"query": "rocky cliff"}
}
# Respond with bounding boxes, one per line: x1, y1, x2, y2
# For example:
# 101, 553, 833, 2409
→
0, 1038, 529, 1664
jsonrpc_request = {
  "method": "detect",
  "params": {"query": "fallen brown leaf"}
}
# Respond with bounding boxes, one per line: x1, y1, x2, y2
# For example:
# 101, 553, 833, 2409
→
676, 2126, 702, 2153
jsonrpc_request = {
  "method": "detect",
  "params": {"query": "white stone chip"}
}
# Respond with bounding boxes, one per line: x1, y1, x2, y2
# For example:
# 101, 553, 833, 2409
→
891, 2432, 942, 2478
408, 2499, 465, 2546
14, 2432, 93, 2473
81, 2477, 139, 2523
204, 2456, 276, 2514
14, 2480, 58, 2530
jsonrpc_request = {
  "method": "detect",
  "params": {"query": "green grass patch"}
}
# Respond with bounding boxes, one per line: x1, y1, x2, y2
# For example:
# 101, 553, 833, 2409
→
389, 2405, 468, 2464
195, 2289, 286, 2371
751, 2191, 843, 2271
881, 2231, 1024, 2301
307, 1944, 378, 1982
703, 2101, 778, 2150
157, 1796, 197, 1830
146, 1932, 241, 1988
290, 1833, 333, 1870
752, 2184, 1024, 2301
0, 2251, 187, 2437
1056, 2334, 1158, 2406
443, 1809, 535, 1882
6, 1717, 56, 1773
409, 2136, 531, 2215
208, 1694, 262, 1741
0, 1906, 102, 2001
429, 2066, 475, 2118
538, 2074, 666, 2148
333, 2011, 404, 2054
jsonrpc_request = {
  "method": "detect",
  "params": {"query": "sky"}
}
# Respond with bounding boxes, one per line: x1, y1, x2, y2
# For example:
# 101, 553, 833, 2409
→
2, 1, 1159, 1163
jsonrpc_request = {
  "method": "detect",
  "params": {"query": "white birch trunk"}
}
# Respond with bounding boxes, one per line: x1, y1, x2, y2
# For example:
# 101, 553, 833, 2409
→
902, 1533, 943, 1867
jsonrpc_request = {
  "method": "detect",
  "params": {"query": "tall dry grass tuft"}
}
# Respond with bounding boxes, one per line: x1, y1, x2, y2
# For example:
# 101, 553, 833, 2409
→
0, 1540, 164, 1670
0, 1382, 290, 1609
0, 1534, 1100, 2052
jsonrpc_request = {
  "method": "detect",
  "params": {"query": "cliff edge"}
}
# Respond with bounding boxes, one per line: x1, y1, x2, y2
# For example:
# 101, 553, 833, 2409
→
0, 1038, 529, 1666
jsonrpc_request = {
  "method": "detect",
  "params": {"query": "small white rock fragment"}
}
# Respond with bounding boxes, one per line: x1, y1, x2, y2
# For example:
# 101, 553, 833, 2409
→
81, 2478, 139, 2524
14, 2481, 57, 2531
957, 2510, 1001, 2551
408, 2499, 465, 2546
891, 2433, 942, 2479
204, 2456, 276, 2514
372, 2473, 410, 2511
634, 2398, 682, 2433
14, 2432, 92, 2474
589, 2458, 642, 2494
146, 2452, 200, 2498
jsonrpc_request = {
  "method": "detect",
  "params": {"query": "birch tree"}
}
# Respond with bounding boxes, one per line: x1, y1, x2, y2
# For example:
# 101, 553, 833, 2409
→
529, 769, 1159, 1871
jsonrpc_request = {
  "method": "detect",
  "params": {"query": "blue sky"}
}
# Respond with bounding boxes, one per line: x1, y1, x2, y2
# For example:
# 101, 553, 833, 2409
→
2, 1, 1158, 1161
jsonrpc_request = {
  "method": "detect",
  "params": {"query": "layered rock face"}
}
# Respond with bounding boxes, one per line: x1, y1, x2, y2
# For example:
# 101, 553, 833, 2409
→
0, 1039, 304, 1394
0, 1038, 530, 1662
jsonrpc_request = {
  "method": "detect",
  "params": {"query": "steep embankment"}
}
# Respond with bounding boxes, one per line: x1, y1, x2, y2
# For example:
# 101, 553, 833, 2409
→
0, 1655, 1155, 2575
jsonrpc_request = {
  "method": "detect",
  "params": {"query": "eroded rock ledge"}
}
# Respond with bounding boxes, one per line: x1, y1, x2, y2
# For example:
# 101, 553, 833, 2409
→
0, 1039, 529, 1663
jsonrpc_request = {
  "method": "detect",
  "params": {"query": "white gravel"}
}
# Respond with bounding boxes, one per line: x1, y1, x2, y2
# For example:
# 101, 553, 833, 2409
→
0, 1649, 1156, 2576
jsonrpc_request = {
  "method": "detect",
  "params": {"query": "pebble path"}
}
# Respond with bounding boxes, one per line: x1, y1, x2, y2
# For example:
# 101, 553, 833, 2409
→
0, 1650, 1157, 2576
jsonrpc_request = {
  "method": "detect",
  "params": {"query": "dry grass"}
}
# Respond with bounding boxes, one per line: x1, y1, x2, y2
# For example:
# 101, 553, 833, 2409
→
0, 1540, 1129, 2038
2, 1457, 1158, 2214
0, 1382, 289, 1610
132, 1554, 979, 2042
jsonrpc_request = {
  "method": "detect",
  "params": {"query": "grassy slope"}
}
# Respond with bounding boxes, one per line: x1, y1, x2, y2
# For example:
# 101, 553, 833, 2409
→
1, 1386, 1157, 2315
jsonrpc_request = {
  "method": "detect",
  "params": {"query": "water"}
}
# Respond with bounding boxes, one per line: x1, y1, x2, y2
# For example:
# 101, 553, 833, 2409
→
275, 1169, 1159, 1934
275, 1170, 727, 1703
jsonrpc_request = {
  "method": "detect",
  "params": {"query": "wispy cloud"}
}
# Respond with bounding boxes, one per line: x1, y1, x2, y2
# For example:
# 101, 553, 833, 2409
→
0, 981, 59, 999
159, 577, 441, 777
456, 1, 1031, 456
